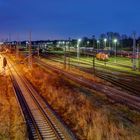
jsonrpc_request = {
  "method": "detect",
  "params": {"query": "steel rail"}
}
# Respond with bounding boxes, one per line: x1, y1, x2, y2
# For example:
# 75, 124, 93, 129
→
35, 58, 140, 112
7, 58, 75, 140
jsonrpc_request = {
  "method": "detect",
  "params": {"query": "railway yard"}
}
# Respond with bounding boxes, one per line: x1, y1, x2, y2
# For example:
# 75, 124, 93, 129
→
2, 0, 140, 139
0, 50, 140, 140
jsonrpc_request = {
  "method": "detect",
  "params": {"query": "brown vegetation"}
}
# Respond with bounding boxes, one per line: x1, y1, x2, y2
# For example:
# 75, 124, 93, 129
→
21, 63, 140, 140
7, 53, 140, 140
0, 75, 27, 140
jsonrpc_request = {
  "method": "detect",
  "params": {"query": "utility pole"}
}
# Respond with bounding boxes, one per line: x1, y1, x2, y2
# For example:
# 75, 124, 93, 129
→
38, 44, 40, 58
132, 32, 136, 71
68, 37, 71, 69
97, 40, 100, 53
16, 34, 19, 58
138, 44, 140, 71
28, 31, 32, 69
9, 33, 11, 51
68, 38, 71, 69
63, 42, 66, 69
77, 39, 81, 66
93, 41, 95, 75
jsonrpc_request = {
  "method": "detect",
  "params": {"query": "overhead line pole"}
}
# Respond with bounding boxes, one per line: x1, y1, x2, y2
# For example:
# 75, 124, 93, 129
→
138, 44, 140, 71
132, 32, 136, 71
28, 31, 32, 69
16, 34, 19, 58
9, 33, 11, 51
68, 38, 71, 69
64, 42, 66, 69
93, 40, 95, 75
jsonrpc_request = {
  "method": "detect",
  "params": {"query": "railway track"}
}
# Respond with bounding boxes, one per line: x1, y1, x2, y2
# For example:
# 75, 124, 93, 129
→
7, 58, 76, 140
95, 72, 140, 97
35, 58, 140, 112
42, 56, 140, 97
42, 54, 134, 70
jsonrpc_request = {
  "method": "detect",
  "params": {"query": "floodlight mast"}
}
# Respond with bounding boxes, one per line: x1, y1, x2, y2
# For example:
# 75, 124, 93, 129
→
104, 38, 107, 49
97, 40, 100, 53
132, 32, 136, 70
113, 39, 118, 63
77, 39, 81, 62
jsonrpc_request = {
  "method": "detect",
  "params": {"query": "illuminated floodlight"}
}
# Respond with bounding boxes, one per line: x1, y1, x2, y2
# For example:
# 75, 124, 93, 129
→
104, 38, 107, 42
97, 40, 100, 43
78, 38, 81, 43
113, 39, 117, 43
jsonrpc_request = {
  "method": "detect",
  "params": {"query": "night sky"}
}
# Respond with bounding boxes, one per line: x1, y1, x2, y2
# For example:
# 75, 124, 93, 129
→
0, 0, 140, 40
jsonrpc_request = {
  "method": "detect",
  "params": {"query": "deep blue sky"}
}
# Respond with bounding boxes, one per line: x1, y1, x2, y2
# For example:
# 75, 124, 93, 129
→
0, 0, 140, 40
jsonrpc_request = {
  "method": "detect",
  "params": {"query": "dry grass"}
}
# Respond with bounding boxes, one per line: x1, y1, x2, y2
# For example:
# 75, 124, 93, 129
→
21, 64, 140, 140
0, 75, 27, 140
41, 58, 110, 85
8, 53, 140, 140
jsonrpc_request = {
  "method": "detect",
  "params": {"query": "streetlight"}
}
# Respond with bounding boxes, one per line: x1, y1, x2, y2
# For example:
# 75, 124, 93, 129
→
87, 41, 90, 46
77, 39, 81, 62
104, 38, 107, 49
97, 40, 100, 53
113, 39, 118, 63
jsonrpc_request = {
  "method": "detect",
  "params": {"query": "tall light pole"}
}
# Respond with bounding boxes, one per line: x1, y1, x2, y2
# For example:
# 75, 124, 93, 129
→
97, 40, 100, 53
113, 39, 118, 63
77, 39, 81, 62
104, 38, 107, 50
68, 38, 71, 69
63, 41, 66, 69
132, 32, 136, 70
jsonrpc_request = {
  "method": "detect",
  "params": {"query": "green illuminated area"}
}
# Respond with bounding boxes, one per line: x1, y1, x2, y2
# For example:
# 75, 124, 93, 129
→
46, 52, 140, 75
